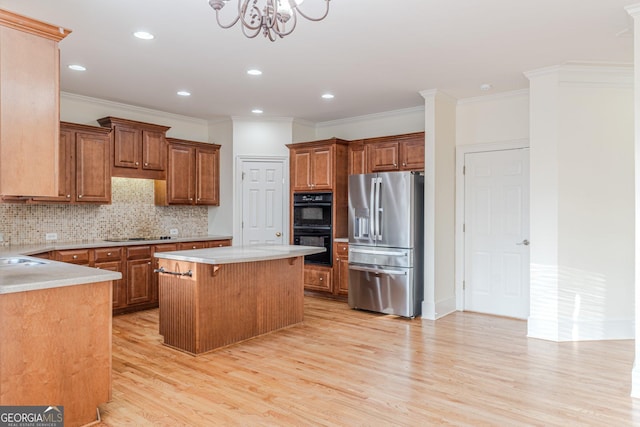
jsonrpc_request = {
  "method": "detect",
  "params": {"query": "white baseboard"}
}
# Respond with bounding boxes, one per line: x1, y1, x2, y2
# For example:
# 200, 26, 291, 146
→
421, 296, 456, 321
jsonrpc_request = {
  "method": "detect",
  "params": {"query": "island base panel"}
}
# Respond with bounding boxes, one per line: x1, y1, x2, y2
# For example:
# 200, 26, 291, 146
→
0, 281, 112, 427
159, 257, 304, 354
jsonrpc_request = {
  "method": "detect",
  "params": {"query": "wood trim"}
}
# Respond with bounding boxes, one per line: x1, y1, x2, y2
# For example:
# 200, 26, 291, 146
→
0, 9, 71, 41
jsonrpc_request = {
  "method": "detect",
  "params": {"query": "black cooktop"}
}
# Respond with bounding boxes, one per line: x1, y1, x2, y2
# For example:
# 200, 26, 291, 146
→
103, 236, 174, 242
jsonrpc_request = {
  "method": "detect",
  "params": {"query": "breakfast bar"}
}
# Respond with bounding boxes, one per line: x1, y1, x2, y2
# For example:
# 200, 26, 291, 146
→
154, 244, 324, 355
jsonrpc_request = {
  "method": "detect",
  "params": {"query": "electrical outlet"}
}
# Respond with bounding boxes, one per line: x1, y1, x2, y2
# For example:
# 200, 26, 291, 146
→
0, 233, 4, 242
45, 233, 58, 241
169, 228, 179, 235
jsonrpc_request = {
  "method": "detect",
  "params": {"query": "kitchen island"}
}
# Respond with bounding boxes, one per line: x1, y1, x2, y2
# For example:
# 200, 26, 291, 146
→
154, 245, 324, 354
0, 256, 121, 427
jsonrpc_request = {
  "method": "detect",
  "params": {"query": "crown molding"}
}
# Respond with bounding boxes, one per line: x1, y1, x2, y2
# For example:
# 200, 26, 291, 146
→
316, 105, 425, 128
457, 89, 529, 105
419, 89, 457, 103
60, 92, 211, 126
230, 116, 294, 124
626, 3, 640, 17
524, 61, 633, 82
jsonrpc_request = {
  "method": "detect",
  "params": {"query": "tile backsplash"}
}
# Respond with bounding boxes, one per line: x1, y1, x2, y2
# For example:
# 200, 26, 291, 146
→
0, 178, 208, 245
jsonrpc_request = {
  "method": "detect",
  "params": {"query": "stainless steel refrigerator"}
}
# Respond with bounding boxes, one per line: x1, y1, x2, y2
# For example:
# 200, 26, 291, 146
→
348, 171, 424, 318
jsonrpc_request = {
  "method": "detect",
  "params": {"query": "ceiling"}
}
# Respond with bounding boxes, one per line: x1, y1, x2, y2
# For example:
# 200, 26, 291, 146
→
0, 0, 635, 123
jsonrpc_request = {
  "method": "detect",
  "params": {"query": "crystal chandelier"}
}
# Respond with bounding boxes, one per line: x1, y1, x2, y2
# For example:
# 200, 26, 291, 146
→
208, 0, 331, 41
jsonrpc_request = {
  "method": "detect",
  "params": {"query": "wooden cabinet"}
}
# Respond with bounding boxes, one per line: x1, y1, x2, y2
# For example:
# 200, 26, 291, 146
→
155, 138, 221, 206
97, 116, 171, 180
94, 248, 125, 308
54, 248, 91, 265
333, 242, 349, 296
0, 11, 70, 197
303, 264, 333, 293
348, 140, 366, 176
287, 138, 349, 192
125, 246, 153, 306
366, 132, 425, 173
207, 239, 232, 248
34, 122, 111, 203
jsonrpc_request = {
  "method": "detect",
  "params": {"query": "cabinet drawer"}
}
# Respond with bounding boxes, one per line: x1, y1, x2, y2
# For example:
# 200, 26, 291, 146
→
55, 249, 91, 265
335, 243, 349, 256
207, 239, 231, 248
126, 245, 152, 260
304, 266, 332, 292
94, 247, 122, 262
154, 243, 178, 253
178, 241, 207, 250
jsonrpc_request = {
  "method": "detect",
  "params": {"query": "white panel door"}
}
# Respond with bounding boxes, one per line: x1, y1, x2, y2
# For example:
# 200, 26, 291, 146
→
241, 160, 285, 245
464, 148, 530, 318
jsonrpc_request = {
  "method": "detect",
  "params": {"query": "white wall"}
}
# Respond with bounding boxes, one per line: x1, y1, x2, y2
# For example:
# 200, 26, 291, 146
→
208, 119, 234, 236
60, 92, 209, 141
315, 106, 425, 140
456, 90, 529, 145
526, 63, 634, 341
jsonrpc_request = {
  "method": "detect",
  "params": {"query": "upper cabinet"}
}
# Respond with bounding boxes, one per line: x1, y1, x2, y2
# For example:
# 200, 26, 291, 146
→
366, 132, 425, 173
33, 122, 112, 204
0, 10, 71, 197
154, 138, 221, 206
348, 140, 366, 176
97, 116, 170, 180
287, 138, 349, 192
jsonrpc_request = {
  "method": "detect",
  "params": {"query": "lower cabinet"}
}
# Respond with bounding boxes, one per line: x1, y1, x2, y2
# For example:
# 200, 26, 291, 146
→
303, 265, 332, 292
49, 238, 232, 315
334, 242, 349, 296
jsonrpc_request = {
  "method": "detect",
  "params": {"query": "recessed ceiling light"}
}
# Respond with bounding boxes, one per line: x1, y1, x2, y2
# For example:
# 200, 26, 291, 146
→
133, 31, 154, 40
252, 109, 263, 114
321, 93, 335, 99
247, 69, 262, 76
68, 64, 86, 71
177, 90, 191, 97
480, 83, 493, 91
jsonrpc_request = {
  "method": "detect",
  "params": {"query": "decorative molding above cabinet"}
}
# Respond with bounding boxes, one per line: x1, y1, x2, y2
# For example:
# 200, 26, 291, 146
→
97, 116, 171, 180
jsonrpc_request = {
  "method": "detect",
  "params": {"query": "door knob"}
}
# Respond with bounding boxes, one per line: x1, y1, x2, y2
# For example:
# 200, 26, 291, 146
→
516, 239, 530, 246
276, 232, 282, 237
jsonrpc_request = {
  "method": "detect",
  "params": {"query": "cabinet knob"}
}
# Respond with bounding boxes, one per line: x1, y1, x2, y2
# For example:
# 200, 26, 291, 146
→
144, 162, 148, 166
135, 161, 139, 166
319, 277, 323, 281
78, 194, 83, 198
147, 261, 151, 265
189, 198, 193, 201
393, 163, 397, 167
66, 194, 71, 198
197, 198, 201, 201
402, 162, 406, 167
192, 246, 197, 249
107, 252, 112, 256
72, 255, 78, 259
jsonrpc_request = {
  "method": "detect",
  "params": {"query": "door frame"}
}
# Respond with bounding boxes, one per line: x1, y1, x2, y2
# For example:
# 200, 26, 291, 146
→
235, 155, 289, 245
455, 139, 529, 311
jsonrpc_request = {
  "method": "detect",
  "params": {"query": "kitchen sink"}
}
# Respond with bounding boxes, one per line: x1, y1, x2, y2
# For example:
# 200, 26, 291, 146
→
0, 257, 47, 266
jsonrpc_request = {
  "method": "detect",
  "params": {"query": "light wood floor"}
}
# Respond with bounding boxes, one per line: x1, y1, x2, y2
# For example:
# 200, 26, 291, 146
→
97, 297, 640, 426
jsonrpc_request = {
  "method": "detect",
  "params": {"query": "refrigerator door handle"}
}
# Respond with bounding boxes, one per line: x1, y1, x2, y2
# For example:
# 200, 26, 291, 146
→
374, 177, 382, 240
349, 265, 408, 276
369, 177, 376, 239
376, 177, 383, 241
349, 248, 408, 257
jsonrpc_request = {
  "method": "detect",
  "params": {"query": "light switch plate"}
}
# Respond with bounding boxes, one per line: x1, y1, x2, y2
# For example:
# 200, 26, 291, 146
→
45, 233, 58, 241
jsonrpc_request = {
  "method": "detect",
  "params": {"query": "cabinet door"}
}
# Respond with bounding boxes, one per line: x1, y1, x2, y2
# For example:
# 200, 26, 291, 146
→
311, 146, 333, 189
334, 243, 349, 296
368, 141, 400, 172
348, 141, 366, 176
142, 129, 166, 171
400, 137, 425, 171
167, 144, 195, 204
303, 265, 332, 292
113, 125, 140, 169
291, 149, 313, 191
195, 146, 219, 205
32, 128, 74, 202
75, 131, 111, 203
95, 261, 125, 309
126, 258, 153, 305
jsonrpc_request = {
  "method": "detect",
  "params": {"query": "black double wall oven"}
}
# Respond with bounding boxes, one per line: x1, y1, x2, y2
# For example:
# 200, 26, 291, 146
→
293, 192, 332, 266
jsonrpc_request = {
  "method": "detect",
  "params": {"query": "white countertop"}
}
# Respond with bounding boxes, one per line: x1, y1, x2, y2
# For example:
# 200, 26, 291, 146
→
154, 244, 325, 265
0, 235, 232, 295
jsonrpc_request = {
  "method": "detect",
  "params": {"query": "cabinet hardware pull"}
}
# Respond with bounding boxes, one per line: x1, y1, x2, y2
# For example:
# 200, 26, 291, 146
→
135, 161, 139, 166
144, 162, 148, 166
72, 255, 78, 259
107, 252, 112, 256
66, 194, 71, 198
154, 267, 193, 277
78, 194, 83, 198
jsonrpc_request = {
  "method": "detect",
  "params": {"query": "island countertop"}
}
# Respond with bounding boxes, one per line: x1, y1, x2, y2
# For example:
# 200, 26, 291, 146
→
154, 244, 325, 265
